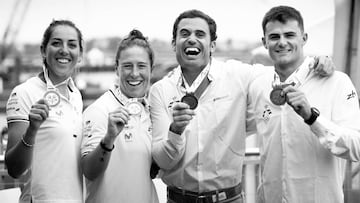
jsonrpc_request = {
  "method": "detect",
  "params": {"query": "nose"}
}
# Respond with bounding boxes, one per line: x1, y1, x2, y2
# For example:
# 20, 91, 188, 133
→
131, 66, 140, 77
59, 44, 69, 55
187, 33, 197, 45
278, 36, 287, 47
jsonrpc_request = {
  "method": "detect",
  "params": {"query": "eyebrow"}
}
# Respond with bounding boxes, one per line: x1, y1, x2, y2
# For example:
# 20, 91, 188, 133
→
51, 38, 78, 42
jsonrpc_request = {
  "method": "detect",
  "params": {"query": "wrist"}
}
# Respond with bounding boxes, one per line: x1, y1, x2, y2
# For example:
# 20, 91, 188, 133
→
169, 123, 183, 135
304, 107, 320, 125
101, 137, 115, 151
100, 139, 114, 152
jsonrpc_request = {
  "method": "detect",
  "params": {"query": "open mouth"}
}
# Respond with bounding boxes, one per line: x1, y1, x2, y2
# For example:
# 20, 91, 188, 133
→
184, 47, 200, 56
127, 80, 142, 86
56, 58, 71, 64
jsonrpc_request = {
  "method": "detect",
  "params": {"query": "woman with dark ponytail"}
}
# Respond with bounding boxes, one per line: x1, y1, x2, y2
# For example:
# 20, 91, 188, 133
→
81, 29, 159, 203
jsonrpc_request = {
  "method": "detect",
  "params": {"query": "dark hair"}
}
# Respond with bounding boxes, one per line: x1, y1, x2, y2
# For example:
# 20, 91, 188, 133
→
40, 20, 84, 65
172, 9, 217, 44
262, 6, 304, 35
115, 29, 154, 68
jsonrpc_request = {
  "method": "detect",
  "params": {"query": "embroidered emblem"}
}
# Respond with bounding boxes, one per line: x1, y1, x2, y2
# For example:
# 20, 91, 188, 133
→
262, 105, 272, 122
347, 90, 356, 100
84, 120, 93, 137
124, 132, 133, 142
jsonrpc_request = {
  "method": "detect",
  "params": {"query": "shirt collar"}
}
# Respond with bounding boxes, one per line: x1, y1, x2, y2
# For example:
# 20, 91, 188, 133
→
285, 56, 314, 87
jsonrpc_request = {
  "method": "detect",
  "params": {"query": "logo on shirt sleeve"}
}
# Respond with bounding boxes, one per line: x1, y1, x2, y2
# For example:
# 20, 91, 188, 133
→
6, 91, 20, 113
83, 120, 93, 138
347, 90, 356, 100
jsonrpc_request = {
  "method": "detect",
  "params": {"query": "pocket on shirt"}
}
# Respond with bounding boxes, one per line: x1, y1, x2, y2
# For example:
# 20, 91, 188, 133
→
213, 94, 242, 154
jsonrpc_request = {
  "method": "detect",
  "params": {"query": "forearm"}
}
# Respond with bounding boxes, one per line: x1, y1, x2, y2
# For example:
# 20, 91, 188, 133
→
311, 116, 360, 161
152, 130, 186, 170
5, 127, 37, 178
81, 136, 115, 181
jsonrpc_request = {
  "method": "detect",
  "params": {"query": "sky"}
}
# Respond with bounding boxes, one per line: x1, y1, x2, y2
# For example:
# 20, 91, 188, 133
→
0, 0, 334, 53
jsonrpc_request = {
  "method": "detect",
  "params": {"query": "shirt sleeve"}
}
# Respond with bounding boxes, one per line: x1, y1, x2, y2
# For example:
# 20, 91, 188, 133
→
226, 59, 272, 134
6, 86, 31, 123
310, 74, 360, 161
80, 103, 108, 157
149, 83, 186, 170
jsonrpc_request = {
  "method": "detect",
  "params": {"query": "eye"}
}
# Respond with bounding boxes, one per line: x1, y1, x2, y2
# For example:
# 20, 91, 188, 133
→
122, 64, 133, 70
138, 63, 149, 70
196, 31, 206, 38
51, 41, 61, 47
268, 34, 280, 40
179, 30, 190, 38
285, 33, 296, 38
68, 42, 78, 49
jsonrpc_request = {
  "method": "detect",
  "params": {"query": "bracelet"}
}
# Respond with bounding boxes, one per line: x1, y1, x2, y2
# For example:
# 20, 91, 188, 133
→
21, 136, 34, 148
100, 140, 114, 152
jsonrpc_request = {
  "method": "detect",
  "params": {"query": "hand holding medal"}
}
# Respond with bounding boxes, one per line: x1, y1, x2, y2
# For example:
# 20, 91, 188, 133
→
125, 99, 143, 116
181, 93, 198, 110
44, 90, 61, 107
270, 73, 296, 105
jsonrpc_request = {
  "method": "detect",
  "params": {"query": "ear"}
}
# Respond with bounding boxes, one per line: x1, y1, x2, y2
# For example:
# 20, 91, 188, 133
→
262, 37, 268, 49
115, 65, 120, 77
210, 41, 216, 53
40, 46, 46, 59
77, 52, 83, 63
302, 33, 308, 45
171, 41, 176, 52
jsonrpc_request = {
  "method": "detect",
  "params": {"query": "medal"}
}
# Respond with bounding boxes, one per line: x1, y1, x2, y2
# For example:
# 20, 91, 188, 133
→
270, 87, 286, 105
181, 93, 198, 110
44, 90, 61, 107
126, 100, 143, 116
270, 72, 296, 106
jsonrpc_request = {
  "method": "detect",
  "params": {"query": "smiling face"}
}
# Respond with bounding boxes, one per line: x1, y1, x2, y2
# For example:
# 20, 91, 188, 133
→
172, 17, 216, 71
262, 19, 307, 69
117, 46, 151, 98
41, 25, 82, 84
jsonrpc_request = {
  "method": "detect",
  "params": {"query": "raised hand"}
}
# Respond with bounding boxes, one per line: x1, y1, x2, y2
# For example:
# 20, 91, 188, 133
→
169, 102, 196, 135
28, 99, 50, 130
107, 106, 130, 139
283, 86, 312, 120
311, 56, 335, 77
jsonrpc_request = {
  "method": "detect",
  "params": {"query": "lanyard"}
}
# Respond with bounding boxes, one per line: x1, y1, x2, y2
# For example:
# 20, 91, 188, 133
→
43, 66, 68, 107
109, 86, 145, 116
181, 64, 210, 94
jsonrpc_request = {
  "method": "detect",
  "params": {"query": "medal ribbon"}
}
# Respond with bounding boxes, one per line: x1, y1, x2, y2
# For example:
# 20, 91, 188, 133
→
109, 86, 146, 106
181, 64, 210, 94
271, 73, 296, 89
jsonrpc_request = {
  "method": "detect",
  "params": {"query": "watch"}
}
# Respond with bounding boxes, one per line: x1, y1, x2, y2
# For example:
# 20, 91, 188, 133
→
304, 107, 320, 125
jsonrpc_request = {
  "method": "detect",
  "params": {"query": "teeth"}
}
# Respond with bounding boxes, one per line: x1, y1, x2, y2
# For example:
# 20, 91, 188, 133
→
185, 47, 200, 55
128, 81, 142, 86
57, 58, 70, 63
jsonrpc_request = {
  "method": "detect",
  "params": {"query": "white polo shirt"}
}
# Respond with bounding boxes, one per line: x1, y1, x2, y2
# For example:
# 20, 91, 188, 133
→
248, 57, 360, 203
6, 76, 83, 203
149, 58, 269, 192
81, 88, 159, 203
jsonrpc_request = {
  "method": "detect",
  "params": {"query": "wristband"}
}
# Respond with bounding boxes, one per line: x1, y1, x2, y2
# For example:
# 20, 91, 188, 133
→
100, 140, 114, 152
304, 107, 320, 125
21, 136, 34, 148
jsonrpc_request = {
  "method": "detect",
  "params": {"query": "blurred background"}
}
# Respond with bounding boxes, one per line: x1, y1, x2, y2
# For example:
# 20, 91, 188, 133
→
0, 0, 359, 202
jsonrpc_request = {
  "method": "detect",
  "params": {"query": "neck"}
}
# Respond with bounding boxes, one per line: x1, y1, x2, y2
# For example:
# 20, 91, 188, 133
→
275, 57, 305, 82
181, 65, 206, 86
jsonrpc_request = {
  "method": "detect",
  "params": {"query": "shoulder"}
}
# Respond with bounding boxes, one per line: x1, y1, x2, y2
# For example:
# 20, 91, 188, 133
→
13, 76, 44, 94
83, 91, 114, 117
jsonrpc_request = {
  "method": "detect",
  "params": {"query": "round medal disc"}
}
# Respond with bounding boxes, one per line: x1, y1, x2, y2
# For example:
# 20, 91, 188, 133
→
126, 101, 142, 115
181, 94, 198, 110
270, 88, 286, 105
44, 90, 60, 107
